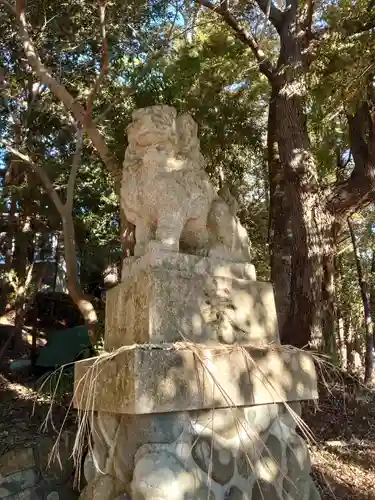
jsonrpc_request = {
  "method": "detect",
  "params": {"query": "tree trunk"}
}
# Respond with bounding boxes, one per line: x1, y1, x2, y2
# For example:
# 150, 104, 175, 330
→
322, 246, 338, 359
321, 221, 340, 360
370, 248, 375, 345
62, 213, 99, 345
270, 26, 333, 348
12, 207, 33, 349
268, 88, 292, 335
348, 217, 374, 383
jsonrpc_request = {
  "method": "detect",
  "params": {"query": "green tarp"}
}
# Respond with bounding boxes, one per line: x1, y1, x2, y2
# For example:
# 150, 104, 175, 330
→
36, 325, 91, 367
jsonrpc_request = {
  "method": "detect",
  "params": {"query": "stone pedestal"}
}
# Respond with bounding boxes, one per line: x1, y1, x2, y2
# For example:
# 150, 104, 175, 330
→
74, 251, 320, 499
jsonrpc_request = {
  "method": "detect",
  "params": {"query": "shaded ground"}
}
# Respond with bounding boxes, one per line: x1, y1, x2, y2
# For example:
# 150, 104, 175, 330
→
0, 373, 76, 456
303, 374, 375, 499
0, 316, 76, 456
1, 324, 375, 499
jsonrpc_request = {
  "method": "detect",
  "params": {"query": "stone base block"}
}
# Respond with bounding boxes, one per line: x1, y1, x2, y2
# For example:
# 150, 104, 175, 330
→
74, 344, 317, 414
121, 250, 257, 283
106, 251, 277, 349
80, 403, 321, 499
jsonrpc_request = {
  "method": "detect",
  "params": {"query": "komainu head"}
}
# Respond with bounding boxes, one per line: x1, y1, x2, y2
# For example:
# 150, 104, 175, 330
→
126, 105, 178, 154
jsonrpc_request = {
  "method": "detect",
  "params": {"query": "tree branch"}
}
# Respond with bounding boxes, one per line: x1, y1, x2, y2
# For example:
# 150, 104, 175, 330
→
198, 0, 275, 78
308, 12, 375, 46
306, 0, 314, 29
327, 103, 375, 217
1, 142, 65, 214
347, 103, 370, 171
1, 0, 122, 183
66, 127, 83, 212
253, 0, 283, 31
1, 139, 100, 344
300, 0, 314, 35
85, 0, 109, 123
342, 14, 375, 35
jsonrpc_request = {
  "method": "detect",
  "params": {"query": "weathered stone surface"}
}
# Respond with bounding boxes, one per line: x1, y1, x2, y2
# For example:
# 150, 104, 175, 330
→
74, 345, 318, 414
4, 483, 76, 500
3, 488, 38, 500
121, 250, 256, 283
106, 269, 274, 349
0, 468, 39, 498
279, 402, 302, 429
83, 453, 96, 485
120, 105, 251, 262
244, 404, 279, 435
46, 493, 59, 500
283, 433, 312, 498
41, 483, 78, 500
254, 434, 283, 486
226, 486, 248, 499
190, 408, 250, 441
262, 434, 283, 466
94, 412, 188, 486
286, 434, 311, 475
0, 448, 35, 477
42, 483, 78, 500
251, 480, 280, 500
131, 449, 207, 500
79, 474, 126, 500
191, 437, 234, 485
237, 445, 263, 479
89, 412, 120, 478
79, 385, 319, 499
132, 494, 145, 500
193, 486, 215, 499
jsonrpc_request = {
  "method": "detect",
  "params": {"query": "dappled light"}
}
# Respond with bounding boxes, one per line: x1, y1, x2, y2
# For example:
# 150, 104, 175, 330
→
68, 104, 321, 499
0, 0, 375, 497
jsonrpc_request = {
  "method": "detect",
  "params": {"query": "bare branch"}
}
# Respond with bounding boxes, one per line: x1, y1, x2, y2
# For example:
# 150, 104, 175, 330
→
85, 0, 109, 123
1, 141, 65, 214
198, 0, 275, 78
66, 127, 84, 211
253, 0, 283, 30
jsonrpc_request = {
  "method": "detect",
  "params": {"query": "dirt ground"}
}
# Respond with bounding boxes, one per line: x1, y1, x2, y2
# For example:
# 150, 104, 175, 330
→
1, 326, 375, 499
303, 376, 375, 499
0, 319, 76, 457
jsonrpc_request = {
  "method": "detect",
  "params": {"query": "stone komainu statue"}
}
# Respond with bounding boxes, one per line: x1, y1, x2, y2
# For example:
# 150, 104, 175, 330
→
121, 105, 251, 262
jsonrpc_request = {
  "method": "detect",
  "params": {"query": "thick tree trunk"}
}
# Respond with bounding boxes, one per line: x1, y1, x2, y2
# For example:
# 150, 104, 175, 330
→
348, 217, 374, 383
268, 89, 292, 334
270, 26, 333, 348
